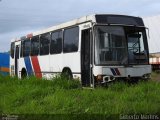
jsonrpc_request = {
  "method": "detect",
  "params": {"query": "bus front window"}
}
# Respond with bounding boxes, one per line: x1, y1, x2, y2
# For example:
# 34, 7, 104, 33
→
95, 26, 127, 65
126, 27, 148, 64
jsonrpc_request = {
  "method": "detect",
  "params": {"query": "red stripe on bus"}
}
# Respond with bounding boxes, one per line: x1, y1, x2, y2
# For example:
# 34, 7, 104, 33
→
31, 56, 42, 78
115, 68, 121, 76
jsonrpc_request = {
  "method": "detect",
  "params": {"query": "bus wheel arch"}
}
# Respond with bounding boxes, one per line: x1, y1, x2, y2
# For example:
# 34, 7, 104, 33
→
21, 68, 27, 78
62, 67, 73, 79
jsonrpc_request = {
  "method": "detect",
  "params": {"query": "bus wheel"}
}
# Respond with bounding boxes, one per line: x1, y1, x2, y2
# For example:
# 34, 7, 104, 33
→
21, 68, 27, 79
62, 68, 73, 80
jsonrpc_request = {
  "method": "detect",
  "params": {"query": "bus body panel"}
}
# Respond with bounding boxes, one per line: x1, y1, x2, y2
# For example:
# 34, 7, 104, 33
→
49, 54, 62, 73
62, 52, 81, 78
18, 57, 26, 77
93, 65, 151, 77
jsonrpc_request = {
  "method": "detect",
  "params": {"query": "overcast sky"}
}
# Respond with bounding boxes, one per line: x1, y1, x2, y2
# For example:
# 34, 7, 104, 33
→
0, 0, 160, 52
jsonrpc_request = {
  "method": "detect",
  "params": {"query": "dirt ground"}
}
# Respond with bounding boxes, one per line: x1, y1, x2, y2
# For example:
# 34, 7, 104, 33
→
152, 72, 160, 82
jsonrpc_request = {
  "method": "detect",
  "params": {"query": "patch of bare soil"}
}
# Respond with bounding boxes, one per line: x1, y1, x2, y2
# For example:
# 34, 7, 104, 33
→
152, 72, 160, 82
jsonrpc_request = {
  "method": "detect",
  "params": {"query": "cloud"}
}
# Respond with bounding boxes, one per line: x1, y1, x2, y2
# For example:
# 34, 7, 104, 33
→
0, 28, 41, 52
0, 0, 160, 52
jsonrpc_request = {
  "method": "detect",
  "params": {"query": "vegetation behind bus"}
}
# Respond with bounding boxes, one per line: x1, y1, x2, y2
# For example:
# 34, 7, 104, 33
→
0, 73, 159, 119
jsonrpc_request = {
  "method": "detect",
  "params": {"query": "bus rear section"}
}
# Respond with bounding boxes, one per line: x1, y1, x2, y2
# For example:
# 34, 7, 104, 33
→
10, 40, 20, 77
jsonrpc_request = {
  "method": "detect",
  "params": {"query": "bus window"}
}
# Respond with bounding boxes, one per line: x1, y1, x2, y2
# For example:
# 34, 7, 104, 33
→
20, 41, 23, 57
23, 39, 31, 57
40, 33, 50, 55
50, 30, 62, 54
31, 36, 39, 56
95, 26, 127, 65
63, 27, 79, 53
11, 42, 15, 58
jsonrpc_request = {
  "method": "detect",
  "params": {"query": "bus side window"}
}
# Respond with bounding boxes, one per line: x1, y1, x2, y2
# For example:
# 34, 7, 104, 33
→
50, 30, 62, 54
11, 42, 15, 58
23, 39, 31, 57
63, 27, 79, 53
40, 33, 50, 55
20, 41, 23, 57
31, 36, 39, 56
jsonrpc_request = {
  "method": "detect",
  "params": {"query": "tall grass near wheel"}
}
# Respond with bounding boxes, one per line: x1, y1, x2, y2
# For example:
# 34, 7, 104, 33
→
0, 74, 159, 116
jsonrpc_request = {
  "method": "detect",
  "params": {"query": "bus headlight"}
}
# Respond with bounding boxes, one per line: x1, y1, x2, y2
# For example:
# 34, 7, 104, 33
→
142, 73, 151, 79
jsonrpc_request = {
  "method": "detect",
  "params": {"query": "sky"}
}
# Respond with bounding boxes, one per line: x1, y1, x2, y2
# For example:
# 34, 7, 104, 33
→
144, 15, 160, 53
0, 0, 160, 52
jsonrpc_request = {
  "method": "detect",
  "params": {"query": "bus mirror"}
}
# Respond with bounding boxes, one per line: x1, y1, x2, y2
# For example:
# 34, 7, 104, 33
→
146, 27, 150, 39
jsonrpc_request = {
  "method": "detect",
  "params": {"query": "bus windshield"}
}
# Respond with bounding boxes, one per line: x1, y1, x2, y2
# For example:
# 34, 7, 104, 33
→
95, 26, 127, 65
95, 26, 148, 65
125, 26, 148, 64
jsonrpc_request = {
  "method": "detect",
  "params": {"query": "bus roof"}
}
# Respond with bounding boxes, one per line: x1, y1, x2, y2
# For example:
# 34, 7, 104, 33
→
12, 14, 143, 42
33, 14, 95, 36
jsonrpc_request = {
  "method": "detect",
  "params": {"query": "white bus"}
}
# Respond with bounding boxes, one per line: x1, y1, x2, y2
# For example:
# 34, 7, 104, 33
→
10, 14, 151, 87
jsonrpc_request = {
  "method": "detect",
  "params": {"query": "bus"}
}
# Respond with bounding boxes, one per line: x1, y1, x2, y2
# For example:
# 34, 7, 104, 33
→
10, 14, 151, 87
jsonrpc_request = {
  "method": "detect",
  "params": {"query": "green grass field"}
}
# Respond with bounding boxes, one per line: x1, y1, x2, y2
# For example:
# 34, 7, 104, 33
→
0, 73, 160, 119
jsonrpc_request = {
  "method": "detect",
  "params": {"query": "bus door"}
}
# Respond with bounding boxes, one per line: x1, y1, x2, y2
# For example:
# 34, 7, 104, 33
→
15, 45, 19, 76
81, 29, 92, 86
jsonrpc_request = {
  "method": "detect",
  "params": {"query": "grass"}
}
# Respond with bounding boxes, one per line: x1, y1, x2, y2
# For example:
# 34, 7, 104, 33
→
0, 73, 160, 119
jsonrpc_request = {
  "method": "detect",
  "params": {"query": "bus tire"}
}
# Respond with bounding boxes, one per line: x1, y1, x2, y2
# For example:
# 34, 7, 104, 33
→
21, 68, 27, 79
62, 68, 73, 80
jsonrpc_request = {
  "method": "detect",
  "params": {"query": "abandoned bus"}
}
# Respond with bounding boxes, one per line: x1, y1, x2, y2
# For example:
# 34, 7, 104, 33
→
10, 14, 151, 87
